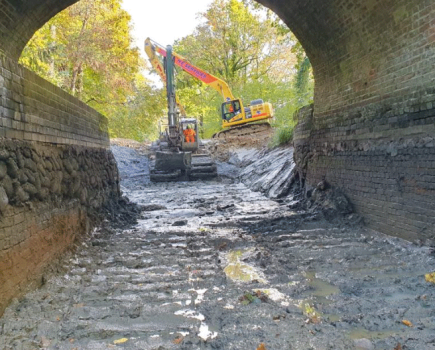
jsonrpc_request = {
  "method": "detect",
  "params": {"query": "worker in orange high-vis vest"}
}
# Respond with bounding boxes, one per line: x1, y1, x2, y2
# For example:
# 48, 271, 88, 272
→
183, 125, 196, 143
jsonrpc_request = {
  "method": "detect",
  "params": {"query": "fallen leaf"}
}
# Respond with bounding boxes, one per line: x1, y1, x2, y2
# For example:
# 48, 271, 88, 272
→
256, 343, 267, 350
173, 336, 184, 344
309, 315, 321, 324
113, 338, 129, 344
402, 320, 413, 327
425, 272, 435, 284
394, 343, 402, 350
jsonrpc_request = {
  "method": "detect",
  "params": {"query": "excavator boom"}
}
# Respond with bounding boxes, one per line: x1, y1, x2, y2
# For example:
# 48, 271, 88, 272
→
145, 38, 273, 134
146, 38, 235, 101
145, 38, 187, 116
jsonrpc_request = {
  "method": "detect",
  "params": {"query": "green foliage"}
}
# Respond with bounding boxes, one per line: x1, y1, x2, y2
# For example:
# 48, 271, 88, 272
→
168, 0, 313, 141
19, 0, 163, 141
269, 125, 294, 147
21, 0, 314, 142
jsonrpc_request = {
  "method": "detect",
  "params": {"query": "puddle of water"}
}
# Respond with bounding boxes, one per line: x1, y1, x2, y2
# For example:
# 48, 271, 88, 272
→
349, 328, 397, 340
324, 313, 341, 322
304, 271, 340, 298
223, 250, 267, 283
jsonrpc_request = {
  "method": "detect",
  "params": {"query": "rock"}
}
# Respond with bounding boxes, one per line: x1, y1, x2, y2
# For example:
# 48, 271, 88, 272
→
24, 158, 37, 172
80, 188, 88, 205
353, 338, 374, 350
0, 161, 7, 180
24, 168, 35, 185
16, 151, 24, 169
18, 170, 28, 184
0, 149, 10, 160
37, 187, 49, 201
0, 186, 9, 211
217, 204, 235, 211
15, 184, 30, 203
31, 150, 42, 164
44, 160, 53, 172
286, 305, 303, 315
172, 220, 188, 226
63, 158, 74, 174
22, 183, 38, 196
37, 162, 47, 176
143, 204, 167, 211
316, 180, 327, 191
22, 147, 32, 159
7, 158, 19, 178
1, 175, 14, 197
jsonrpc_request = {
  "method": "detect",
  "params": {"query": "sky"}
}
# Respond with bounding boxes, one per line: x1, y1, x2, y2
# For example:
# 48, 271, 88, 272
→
121, 0, 213, 55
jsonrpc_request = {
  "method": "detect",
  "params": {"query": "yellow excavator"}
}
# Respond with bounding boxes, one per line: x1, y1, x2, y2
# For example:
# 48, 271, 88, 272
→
145, 38, 274, 138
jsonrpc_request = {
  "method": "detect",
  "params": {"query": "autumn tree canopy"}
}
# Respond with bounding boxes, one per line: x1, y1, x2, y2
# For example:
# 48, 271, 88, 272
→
20, 0, 313, 142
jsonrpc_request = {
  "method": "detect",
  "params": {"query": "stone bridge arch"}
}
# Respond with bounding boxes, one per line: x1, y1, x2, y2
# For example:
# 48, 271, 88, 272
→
0, 0, 434, 239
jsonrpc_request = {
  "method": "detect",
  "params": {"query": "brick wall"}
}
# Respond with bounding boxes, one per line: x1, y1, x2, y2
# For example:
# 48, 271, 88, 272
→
294, 92, 435, 243
0, 56, 109, 148
256, 0, 435, 243
0, 138, 120, 316
0, 0, 76, 60
259, 0, 435, 115
0, 55, 118, 316
0, 202, 87, 316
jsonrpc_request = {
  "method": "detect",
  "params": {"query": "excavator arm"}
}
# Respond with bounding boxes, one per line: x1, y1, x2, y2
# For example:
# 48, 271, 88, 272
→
145, 38, 235, 102
145, 38, 273, 132
145, 38, 187, 116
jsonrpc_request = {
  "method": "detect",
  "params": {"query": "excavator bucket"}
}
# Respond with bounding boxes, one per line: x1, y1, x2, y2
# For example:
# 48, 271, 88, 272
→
154, 151, 192, 171
150, 151, 193, 182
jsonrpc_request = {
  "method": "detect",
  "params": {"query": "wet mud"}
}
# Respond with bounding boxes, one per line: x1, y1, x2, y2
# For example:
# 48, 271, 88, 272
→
1, 145, 435, 350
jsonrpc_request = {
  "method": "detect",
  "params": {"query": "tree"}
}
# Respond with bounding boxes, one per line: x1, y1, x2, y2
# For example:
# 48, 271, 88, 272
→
168, 0, 310, 138
20, 0, 164, 141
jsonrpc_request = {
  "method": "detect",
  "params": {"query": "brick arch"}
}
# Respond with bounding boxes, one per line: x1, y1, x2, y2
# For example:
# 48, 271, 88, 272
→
0, 0, 76, 60
2, 0, 434, 114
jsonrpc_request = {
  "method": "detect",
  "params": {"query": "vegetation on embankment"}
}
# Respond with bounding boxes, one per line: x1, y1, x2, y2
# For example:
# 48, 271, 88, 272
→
20, 0, 313, 143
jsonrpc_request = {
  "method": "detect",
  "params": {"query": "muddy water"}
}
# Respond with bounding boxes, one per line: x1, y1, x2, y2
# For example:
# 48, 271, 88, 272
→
1, 146, 435, 350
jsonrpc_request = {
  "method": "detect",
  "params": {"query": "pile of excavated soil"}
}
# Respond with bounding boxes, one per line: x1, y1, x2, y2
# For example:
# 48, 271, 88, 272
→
207, 126, 273, 162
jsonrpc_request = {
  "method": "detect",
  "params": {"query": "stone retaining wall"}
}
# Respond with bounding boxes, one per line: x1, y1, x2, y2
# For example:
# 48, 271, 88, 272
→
0, 56, 119, 316
0, 138, 120, 315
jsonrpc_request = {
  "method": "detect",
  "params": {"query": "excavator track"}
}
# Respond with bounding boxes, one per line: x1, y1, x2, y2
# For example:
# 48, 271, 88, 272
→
212, 122, 272, 140
149, 153, 217, 182
190, 154, 217, 180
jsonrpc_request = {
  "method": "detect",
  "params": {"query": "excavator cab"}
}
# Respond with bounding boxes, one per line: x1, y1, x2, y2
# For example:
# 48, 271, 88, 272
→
180, 118, 199, 152
222, 100, 243, 122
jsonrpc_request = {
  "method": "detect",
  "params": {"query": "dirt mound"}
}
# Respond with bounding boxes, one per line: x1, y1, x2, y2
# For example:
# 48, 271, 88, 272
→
207, 125, 273, 162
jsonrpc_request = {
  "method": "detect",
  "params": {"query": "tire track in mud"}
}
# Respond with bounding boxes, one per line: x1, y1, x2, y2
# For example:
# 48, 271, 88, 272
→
1, 146, 435, 350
